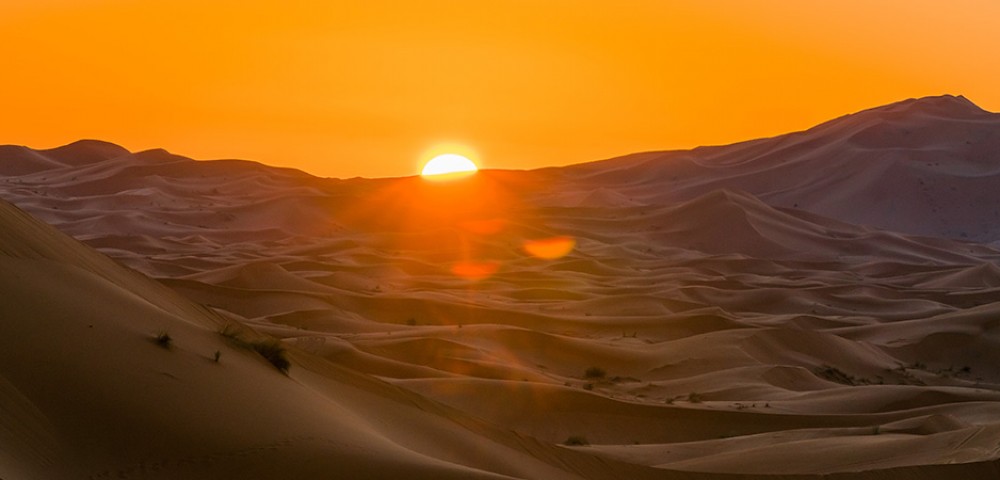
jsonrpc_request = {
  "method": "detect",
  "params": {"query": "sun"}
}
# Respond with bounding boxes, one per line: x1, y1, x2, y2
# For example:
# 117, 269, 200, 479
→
421, 153, 478, 179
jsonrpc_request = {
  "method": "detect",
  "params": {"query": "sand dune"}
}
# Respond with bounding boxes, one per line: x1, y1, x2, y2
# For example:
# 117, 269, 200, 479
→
547, 94, 1000, 242
4, 95, 1000, 478
2, 199, 614, 480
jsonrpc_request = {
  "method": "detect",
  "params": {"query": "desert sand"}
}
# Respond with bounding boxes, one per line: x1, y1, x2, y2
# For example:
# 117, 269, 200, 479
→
3, 94, 1000, 479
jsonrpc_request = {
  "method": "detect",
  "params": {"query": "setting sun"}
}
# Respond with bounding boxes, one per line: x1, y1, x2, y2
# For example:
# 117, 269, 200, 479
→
421, 153, 478, 179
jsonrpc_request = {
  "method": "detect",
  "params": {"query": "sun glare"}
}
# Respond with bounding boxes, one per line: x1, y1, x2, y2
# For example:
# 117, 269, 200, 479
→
524, 236, 576, 260
421, 153, 478, 179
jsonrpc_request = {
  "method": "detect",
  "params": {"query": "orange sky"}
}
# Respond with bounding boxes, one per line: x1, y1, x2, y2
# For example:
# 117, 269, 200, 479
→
1, 1, 998, 179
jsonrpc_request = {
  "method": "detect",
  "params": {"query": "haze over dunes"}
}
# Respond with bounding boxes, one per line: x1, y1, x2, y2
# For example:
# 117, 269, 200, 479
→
3, 95, 1000, 478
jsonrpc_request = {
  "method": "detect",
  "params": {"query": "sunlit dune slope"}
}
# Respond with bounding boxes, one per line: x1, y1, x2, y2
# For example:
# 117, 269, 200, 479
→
4, 95, 1000, 478
547, 94, 1000, 241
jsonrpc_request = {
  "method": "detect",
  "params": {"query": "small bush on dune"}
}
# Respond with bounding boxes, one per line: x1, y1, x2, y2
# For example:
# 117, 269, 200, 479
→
154, 331, 173, 349
564, 435, 589, 446
584, 366, 606, 379
251, 339, 290, 374
218, 324, 290, 374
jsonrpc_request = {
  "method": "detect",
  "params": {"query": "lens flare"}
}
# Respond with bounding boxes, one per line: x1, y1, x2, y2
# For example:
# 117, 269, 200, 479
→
451, 261, 500, 280
524, 236, 575, 260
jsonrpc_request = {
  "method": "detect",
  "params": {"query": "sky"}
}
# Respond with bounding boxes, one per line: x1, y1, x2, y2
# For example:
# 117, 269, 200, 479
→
1, 1, 998, 179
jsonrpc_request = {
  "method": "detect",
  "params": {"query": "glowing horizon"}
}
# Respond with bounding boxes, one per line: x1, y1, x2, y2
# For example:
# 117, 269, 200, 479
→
1, 1, 997, 179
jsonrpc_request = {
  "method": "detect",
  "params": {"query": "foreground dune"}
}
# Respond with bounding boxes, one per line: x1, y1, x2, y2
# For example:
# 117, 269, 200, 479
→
3, 95, 1000, 478
0, 199, 607, 479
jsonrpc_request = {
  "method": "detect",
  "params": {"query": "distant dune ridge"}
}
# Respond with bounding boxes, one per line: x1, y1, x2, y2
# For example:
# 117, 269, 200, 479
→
4, 95, 1000, 478
546, 94, 1000, 242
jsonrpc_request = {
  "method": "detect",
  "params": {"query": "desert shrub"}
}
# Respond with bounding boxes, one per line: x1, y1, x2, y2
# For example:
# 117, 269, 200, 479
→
154, 331, 173, 349
564, 435, 589, 446
687, 392, 704, 403
584, 366, 606, 379
251, 339, 290, 374
815, 365, 860, 386
218, 324, 290, 374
